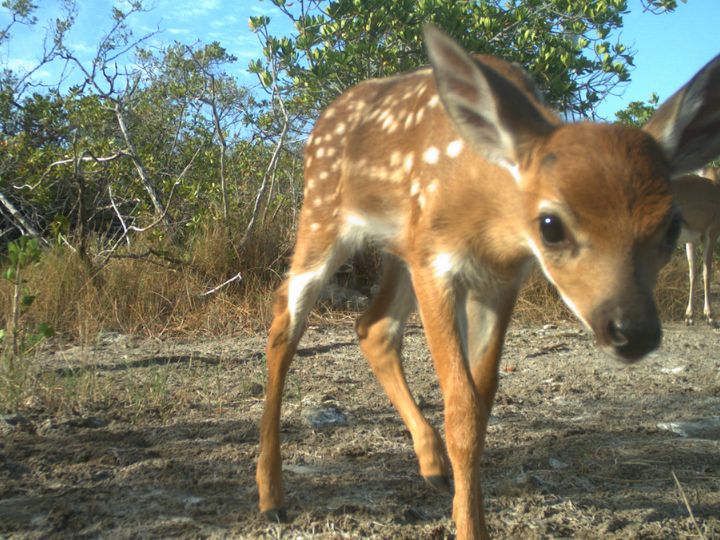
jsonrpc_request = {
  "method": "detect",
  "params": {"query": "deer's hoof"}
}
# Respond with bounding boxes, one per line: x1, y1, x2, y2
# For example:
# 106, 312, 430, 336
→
424, 474, 451, 492
262, 507, 288, 523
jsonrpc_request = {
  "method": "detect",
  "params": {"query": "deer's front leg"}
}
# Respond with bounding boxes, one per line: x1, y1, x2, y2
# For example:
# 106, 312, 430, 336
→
465, 289, 519, 417
412, 268, 489, 540
685, 242, 696, 325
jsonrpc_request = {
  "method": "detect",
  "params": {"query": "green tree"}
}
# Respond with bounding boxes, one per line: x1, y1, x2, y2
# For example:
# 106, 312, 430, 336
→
614, 93, 660, 127
250, 0, 682, 125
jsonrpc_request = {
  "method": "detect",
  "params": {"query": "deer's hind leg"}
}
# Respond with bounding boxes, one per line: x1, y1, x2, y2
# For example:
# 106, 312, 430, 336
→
702, 230, 719, 326
685, 242, 697, 325
256, 221, 353, 521
355, 255, 450, 488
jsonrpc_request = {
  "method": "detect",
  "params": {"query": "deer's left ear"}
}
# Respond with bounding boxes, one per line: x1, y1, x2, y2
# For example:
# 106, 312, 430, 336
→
644, 54, 720, 175
423, 24, 556, 167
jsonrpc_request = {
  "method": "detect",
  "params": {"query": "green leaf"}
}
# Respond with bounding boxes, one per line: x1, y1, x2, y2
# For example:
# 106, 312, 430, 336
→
38, 323, 55, 338
4, 267, 16, 282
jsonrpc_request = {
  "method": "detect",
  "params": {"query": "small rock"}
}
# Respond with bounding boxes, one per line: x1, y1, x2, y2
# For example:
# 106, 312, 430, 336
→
70, 416, 107, 429
549, 457, 568, 470
247, 382, 264, 397
303, 405, 348, 430
3, 413, 31, 427
93, 470, 113, 481
660, 366, 685, 374
182, 495, 203, 507
657, 417, 720, 439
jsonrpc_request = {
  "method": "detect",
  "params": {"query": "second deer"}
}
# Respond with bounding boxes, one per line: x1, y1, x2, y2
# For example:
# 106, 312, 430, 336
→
671, 168, 720, 325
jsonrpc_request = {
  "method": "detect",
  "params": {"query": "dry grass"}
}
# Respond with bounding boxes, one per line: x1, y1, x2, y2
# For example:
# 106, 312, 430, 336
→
0, 226, 705, 347
0, 221, 289, 344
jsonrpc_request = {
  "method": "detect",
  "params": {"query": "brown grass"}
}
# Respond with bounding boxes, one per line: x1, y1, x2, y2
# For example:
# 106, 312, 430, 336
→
0, 227, 703, 346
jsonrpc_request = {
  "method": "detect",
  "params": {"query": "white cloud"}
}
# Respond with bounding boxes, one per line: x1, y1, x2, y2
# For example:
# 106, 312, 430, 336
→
67, 41, 96, 55
250, 4, 280, 16
167, 27, 191, 36
210, 15, 239, 28
7, 58, 38, 72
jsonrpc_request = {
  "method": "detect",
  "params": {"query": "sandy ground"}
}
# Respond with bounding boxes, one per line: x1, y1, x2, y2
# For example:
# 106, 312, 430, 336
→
1, 319, 719, 539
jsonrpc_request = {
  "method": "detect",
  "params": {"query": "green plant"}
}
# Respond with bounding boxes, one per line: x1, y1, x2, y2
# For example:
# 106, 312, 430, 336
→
1, 237, 54, 366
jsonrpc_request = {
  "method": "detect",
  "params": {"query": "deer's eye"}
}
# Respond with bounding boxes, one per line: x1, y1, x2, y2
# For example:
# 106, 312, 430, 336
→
665, 214, 682, 247
539, 214, 567, 247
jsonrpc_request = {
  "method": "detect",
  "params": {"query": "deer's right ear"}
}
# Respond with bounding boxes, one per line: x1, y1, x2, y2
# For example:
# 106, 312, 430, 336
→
644, 53, 720, 176
423, 25, 555, 168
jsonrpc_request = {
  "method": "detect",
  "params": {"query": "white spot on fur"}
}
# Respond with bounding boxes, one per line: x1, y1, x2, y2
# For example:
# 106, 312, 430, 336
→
334, 122, 347, 135
447, 140, 464, 158
313, 196, 322, 207
345, 213, 367, 228
403, 153, 415, 173
432, 252, 455, 278
410, 181, 421, 196
500, 160, 522, 184
428, 95, 440, 108
307, 178, 316, 189
318, 172, 329, 181
423, 147, 440, 165
310, 222, 320, 232
287, 266, 326, 333
382, 115, 396, 130
404, 112, 415, 130
316, 147, 326, 158
342, 212, 400, 244
390, 151, 402, 167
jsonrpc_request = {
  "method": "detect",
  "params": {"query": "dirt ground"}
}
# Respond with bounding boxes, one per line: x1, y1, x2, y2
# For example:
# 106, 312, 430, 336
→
1, 317, 719, 539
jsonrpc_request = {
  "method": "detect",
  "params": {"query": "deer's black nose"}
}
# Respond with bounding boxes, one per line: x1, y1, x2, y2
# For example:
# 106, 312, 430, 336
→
593, 300, 661, 362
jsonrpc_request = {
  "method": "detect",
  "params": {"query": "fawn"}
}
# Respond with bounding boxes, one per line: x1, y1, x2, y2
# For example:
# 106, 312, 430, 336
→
257, 26, 720, 539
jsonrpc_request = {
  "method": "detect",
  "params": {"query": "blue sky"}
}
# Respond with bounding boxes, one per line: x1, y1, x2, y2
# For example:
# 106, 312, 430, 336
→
1, 0, 718, 120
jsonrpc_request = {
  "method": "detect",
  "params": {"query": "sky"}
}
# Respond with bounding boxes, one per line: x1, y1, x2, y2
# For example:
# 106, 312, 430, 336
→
1, 0, 718, 120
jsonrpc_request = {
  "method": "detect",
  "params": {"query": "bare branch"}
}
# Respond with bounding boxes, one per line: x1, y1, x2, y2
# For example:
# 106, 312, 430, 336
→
200, 272, 243, 297
0, 188, 46, 242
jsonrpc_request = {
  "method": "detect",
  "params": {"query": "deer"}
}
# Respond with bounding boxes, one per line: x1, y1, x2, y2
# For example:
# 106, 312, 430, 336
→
670, 169, 720, 325
256, 25, 720, 539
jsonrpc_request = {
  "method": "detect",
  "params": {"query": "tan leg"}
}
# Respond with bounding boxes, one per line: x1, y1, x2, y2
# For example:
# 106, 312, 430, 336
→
356, 256, 449, 487
466, 289, 518, 419
685, 242, 696, 325
411, 268, 488, 540
456, 288, 519, 537
256, 234, 351, 521
702, 232, 717, 325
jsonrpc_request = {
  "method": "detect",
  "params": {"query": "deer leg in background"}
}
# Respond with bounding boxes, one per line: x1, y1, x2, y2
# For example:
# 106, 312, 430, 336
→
702, 231, 718, 325
685, 242, 697, 325
356, 255, 449, 488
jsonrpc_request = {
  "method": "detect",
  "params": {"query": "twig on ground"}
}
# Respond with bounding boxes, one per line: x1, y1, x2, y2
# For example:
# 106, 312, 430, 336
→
671, 469, 706, 540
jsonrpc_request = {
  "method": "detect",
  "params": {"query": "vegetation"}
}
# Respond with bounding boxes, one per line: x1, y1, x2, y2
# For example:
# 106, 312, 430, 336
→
0, 0, 694, 347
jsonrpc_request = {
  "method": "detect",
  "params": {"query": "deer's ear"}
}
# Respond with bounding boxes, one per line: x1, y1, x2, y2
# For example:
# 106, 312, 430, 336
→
423, 25, 556, 167
644, 54, 720, 175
